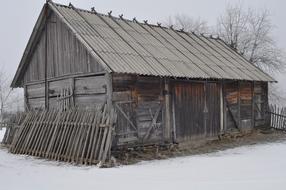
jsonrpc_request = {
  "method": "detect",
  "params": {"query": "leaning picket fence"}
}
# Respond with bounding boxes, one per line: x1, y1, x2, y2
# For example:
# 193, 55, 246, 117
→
1, 113, 27, 145
268, 105, 286, 131
7, 105, 116, 165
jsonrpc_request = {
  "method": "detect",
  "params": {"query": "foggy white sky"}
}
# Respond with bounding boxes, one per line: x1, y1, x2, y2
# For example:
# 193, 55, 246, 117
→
0, 0, 285, 91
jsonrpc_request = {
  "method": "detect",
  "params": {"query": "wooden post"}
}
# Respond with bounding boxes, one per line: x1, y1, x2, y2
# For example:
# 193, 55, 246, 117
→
265, 83, 271, 126
223, 81, 227, 131
24, 85, 30, 111
220, 81, 224, 132
172, 93, 176, 142
164, 78, 171, 142
44, 5, 49, 110
203, 81, 208, 137
105, 72, 113, 112
237, 81, 241, 129
251, 82, 255, 128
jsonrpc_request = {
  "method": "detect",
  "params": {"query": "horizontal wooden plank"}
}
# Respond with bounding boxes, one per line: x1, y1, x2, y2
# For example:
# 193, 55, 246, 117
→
74, 76, 106, 95
49, 79, 71, 96
26, 83, 45, 98
112, 91, 132, 102
28, 97, 45, 109
75, 94, 107, 108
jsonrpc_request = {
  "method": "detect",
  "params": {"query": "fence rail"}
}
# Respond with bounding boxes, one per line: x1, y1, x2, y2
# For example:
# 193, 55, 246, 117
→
268, 105, 286, 131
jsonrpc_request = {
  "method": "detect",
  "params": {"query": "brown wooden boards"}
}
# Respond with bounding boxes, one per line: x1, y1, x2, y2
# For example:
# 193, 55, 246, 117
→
173, 81, 221, 142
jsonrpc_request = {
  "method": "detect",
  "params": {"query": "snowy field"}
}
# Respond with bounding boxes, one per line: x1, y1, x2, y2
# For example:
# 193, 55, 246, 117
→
0, 128, 286, 190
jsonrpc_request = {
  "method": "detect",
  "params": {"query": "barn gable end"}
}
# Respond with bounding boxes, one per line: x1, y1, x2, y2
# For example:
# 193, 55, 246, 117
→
15, 5, 110, 110
21, 10, 105, 85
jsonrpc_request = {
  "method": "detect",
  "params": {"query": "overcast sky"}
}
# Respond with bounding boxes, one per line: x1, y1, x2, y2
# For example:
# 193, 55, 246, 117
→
0, 0, 285, 92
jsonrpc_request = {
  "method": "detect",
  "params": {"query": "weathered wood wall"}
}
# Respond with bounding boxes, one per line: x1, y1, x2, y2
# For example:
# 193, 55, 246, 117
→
112, 74, 163, 146
22, 11, 108, 110
23, 12, 104, 84
223, 81, 269, 132
112, 76, 269, 146
172, 81, 221, 142
25, 74, 107, 110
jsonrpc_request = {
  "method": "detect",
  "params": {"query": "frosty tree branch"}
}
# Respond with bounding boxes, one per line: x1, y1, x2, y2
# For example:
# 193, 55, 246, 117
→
217, 4, 285, 73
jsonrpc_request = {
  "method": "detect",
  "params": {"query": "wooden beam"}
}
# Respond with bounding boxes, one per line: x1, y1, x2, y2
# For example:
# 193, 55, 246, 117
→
44, 7, 49, 110
24, 71, 106, 86
238, 81, 241, 129
105, 72, 113, 112
23, 85, 29, 111
172, 92, 177, 142
220, 81, 224, 132
164, 78, 172, 142
251, 82, 255, 128
223, 81, 227, 131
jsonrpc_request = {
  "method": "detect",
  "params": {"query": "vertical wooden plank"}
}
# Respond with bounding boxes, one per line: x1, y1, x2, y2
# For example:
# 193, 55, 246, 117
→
237, 81, 241, 129
164, 78, 171, 142
171, 89, 176, 142
24, 85, 30, 111
44, 9, 48, 110
251, 82, 255, 128
222, 81, 227, 132
220, 81, 224, 132
105, 73, 113, 112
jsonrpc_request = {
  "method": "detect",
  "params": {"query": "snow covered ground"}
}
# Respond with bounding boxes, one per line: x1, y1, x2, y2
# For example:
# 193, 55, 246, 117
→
0, 128, 286, 190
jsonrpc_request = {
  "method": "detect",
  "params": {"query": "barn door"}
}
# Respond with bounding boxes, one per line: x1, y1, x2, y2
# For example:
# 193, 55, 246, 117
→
135, 101, 163, 143
114, 100, 163, 144
114, 101, 138, 145
173, 82, 221, 142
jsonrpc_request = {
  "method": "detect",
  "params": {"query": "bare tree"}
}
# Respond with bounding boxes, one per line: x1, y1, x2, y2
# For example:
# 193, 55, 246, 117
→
164, 14, 209, 33
216, 4, 285, 73
0, 67, 14, 122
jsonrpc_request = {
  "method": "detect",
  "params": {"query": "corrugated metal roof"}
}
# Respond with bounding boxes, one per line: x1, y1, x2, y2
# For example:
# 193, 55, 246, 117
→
11, 2, 276, 87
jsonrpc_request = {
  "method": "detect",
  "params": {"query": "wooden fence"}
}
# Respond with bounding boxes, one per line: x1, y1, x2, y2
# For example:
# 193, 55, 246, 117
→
8, 105, 116, 165
268, 105, 286, 131
1, 113, 27, 144
0, 122, 10, 129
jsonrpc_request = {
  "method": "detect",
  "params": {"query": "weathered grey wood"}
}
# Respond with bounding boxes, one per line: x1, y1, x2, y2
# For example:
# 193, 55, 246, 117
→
164, 78, 171, 142
115, 103, 137, 131
23, 11, 105, 84
105, 73, 113, 112
238, 81, 241, 129
9, 105, 115, 165
26, 83, 45, 98
171, 93, 176, 142
143, 105, 162, 141
220, 82, 224, 132
74, 75, 106, 95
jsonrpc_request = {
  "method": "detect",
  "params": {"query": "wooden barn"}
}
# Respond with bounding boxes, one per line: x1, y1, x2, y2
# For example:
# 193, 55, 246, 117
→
11, 1, 275, 147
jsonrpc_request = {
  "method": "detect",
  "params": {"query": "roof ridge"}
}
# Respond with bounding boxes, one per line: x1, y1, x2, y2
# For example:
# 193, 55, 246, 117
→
50, 1, 221, 40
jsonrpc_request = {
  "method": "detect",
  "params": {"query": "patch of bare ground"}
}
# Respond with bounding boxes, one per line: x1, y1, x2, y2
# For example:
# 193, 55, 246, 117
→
111, 128, 286, 166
